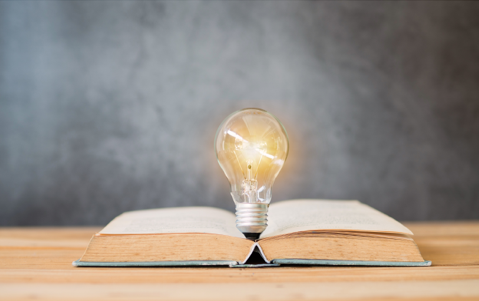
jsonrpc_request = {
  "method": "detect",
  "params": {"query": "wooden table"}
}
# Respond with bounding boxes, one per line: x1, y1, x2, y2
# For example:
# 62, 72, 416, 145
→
1, 222, 479, 300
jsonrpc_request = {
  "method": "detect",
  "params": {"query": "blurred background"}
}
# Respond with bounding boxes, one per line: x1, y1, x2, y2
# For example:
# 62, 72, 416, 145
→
1, 1, 478, 226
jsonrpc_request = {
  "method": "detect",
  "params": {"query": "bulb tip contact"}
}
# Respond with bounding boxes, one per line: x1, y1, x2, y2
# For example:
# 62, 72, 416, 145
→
243, 232, 261, 240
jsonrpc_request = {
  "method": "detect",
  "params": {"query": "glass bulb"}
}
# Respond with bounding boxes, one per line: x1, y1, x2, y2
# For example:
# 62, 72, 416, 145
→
215, 108, 289, 239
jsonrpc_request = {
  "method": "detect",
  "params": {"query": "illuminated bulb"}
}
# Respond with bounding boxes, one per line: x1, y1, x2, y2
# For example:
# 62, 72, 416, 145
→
215, 108, 289, 239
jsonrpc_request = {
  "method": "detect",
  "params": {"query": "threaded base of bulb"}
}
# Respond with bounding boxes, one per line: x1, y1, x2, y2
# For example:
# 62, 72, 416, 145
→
235, 203, 268, 239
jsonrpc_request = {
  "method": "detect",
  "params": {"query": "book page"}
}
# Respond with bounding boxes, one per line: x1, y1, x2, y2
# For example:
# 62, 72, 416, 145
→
100, 207, 244, 238
261, 199, 413, 239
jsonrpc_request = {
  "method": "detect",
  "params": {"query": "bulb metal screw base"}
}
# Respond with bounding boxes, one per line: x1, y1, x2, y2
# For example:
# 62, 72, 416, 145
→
235, 203, 268, 239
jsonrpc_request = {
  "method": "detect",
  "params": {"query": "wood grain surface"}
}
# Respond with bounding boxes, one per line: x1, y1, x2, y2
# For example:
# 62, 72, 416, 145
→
1, 222, 478, 300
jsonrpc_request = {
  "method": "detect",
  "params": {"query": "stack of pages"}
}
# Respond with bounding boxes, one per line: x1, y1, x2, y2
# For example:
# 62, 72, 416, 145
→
74, 199, 430, 267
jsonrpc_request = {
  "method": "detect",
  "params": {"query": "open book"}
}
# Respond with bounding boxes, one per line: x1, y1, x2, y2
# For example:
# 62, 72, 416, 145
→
74, 200, 431, 267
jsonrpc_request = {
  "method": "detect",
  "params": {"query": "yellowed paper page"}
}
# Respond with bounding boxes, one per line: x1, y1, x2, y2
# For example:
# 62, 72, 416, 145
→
261, 199, 413, 238
100, 207, 243, 238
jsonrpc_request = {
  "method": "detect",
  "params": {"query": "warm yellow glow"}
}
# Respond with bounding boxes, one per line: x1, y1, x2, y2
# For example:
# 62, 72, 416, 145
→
215, 108, 289, 204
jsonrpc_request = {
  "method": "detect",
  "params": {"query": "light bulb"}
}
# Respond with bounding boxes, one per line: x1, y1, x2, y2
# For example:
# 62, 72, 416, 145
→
215, 108, 289, 239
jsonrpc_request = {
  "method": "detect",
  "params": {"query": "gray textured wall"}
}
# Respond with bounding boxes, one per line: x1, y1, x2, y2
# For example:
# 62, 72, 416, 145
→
1, 1, 478, 226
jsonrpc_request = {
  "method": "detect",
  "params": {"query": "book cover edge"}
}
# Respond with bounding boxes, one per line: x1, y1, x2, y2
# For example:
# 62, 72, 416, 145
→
73, 259, 431, 267
72, 259, 238, 267
271, 259, 432, 267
